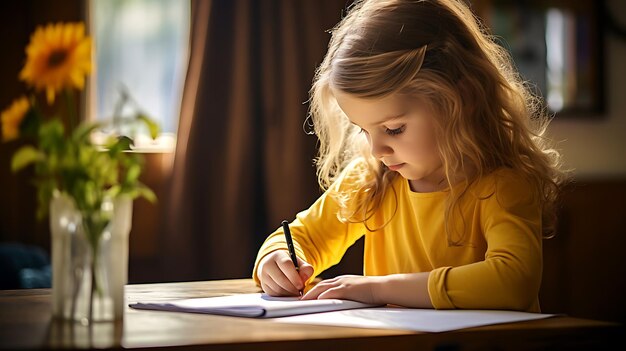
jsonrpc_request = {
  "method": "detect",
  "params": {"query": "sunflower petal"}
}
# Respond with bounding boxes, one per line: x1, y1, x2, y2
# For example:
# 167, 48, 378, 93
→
19, 22, 92, 100
1, 96, 30, 142
46, 88, 56, 104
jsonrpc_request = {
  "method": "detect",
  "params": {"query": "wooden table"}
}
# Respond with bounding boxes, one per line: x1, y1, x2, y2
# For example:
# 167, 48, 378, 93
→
0, 279, 623, 350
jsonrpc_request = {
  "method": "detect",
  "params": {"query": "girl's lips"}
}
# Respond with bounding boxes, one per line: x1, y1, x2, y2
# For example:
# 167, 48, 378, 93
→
387, 163, 405, 171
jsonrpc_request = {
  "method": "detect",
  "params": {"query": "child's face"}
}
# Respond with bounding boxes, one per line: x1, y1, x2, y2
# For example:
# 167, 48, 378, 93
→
333, 89, 444, 192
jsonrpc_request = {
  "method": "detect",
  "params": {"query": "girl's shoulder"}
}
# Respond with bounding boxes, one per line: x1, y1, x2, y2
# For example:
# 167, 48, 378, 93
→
473, 168, 540, 209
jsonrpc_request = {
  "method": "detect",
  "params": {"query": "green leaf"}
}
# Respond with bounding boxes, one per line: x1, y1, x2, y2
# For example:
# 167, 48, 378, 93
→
11, 146, 43, 172
19, 106, 41, 139
105, 185, 121, 199
108, 136, 134, 155
38, 119, 65, 151
136, 183, 157, 203
137, 113, 160, 139
125, 163, 141, 183
72, 122, 103, 143
34, 180, 55, 220
84, 181, 97, 209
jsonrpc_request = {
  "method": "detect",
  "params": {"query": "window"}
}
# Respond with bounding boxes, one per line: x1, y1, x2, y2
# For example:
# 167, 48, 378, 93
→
88, 0, 190, 150
471, 0, 604, 117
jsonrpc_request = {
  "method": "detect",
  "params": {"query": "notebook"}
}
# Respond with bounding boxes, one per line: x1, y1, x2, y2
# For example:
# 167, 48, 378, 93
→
129, 292, 381, 318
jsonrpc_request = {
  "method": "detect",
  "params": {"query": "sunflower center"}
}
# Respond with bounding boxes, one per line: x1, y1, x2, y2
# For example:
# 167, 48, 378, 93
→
47, 50, 68, 68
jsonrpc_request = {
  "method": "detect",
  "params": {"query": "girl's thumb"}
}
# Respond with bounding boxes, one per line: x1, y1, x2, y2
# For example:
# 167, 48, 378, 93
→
298, 261, 314, 282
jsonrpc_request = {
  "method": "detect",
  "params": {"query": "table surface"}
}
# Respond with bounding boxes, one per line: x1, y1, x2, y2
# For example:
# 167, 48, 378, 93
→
0, 279, 623, 350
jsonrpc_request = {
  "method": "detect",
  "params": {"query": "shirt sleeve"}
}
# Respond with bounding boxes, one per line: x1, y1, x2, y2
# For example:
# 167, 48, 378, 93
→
252, 160, 368, 285
428, 171, 543, 311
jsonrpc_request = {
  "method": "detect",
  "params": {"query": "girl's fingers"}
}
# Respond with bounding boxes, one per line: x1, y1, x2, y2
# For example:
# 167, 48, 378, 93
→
262, 275, 292, 296
260, 265, 284, 295
297, 259, 315, 282
259, 250, 317, 297
300, 275, 361, 300
301, 279, 335, 300
270, 273, 300, 296
267, 261, 301, 295
260, 281, 277, 296
276, 255, 305, 291
317, 286, 344, 300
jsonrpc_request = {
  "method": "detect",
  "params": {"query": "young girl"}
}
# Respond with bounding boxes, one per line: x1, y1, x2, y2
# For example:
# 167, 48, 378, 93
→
253, 0, 565, 312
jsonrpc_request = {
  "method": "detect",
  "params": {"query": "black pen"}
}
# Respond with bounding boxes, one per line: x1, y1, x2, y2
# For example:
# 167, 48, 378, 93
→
282, 220, 303, 296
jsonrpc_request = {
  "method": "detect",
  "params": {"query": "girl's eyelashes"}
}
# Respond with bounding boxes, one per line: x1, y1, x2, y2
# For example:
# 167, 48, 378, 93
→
385, 125, 406, 136
355, 124, 405, 136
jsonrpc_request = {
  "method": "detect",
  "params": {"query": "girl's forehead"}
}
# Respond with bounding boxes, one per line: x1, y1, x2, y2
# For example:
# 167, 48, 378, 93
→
332, 89, 428, 125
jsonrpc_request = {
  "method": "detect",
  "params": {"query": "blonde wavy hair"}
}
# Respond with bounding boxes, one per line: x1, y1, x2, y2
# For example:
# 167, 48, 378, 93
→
308, 0, 566, 240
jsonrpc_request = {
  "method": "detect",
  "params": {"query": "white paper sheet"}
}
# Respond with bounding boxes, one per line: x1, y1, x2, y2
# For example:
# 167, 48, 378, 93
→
275, 306, 556, 332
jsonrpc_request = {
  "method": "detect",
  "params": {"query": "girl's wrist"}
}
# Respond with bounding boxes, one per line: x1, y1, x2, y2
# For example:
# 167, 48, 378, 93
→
371, 275, 391, 304
371, 273, 433, 308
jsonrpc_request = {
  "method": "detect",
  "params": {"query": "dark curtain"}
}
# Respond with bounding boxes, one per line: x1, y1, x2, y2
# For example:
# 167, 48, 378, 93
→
160, 0, 350, 281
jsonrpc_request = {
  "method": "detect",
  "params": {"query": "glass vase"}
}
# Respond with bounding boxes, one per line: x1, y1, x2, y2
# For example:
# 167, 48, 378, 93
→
49, 192, 133, 324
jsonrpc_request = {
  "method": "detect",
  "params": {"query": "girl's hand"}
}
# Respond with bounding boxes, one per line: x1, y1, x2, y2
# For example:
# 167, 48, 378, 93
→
301, 275, 383, 304
257, 250, 314, 296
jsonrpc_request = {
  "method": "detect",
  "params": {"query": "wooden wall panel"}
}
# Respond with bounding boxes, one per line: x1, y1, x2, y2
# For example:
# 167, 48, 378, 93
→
541, 180, 626, 324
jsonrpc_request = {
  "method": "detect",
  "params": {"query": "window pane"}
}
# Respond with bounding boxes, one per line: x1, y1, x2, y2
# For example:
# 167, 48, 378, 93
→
90, 0, 190, 138
471, 0, 603, 117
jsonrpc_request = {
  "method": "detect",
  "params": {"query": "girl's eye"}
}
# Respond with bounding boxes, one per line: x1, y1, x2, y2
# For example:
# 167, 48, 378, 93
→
358, 127, 368, 135
385, 125, 405, 136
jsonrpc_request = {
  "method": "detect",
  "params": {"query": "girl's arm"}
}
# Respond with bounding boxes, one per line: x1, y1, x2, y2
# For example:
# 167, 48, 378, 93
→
253, 159, 368, 289
302, 272, 434, 308
427, 172, 543, 311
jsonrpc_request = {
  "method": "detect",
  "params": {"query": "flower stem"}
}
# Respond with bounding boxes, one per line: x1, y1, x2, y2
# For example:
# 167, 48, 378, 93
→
85, 217, 100, 324
64, 89, 77, 133
89, 254, 96, 324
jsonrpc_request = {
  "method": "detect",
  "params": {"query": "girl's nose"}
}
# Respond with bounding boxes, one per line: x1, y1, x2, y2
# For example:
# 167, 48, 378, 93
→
369, 135, 393, 159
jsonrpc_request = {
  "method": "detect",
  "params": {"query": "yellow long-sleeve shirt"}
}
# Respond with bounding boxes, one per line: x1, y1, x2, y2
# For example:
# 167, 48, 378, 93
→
253, 161, 543, 312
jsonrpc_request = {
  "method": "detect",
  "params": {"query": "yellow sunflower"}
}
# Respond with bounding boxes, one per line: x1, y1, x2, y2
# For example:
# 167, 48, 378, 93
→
19, 22, 92, 104
1, 96, 30, 142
